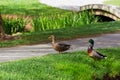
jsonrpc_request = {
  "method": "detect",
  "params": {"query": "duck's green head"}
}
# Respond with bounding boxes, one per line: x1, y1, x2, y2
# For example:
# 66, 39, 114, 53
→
88, 39, 94, 45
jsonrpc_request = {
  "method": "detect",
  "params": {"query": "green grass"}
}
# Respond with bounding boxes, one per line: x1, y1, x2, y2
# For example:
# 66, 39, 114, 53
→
105, 0, 120, 6
0, 47, 120, 80
0, 21, 120, 47
0, 0, 71, 16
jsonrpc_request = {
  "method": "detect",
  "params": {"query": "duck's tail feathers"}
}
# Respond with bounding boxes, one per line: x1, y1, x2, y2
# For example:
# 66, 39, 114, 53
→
96, 51, 107, 59
104, 56, 107, 59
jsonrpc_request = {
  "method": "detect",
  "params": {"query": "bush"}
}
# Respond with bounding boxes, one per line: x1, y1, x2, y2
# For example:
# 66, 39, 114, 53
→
3, 18, 26, 35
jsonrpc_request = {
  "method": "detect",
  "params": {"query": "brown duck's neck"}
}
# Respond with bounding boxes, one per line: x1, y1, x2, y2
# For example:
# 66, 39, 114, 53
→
51, 37, 55, 44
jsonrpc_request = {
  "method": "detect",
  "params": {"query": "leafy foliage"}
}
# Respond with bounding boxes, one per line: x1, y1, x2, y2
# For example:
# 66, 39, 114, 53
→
3, 18, 25, 35
32, 11, 99, 32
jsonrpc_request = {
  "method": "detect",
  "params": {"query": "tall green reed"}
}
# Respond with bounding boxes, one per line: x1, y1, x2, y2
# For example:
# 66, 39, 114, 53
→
32, 11, 99, 32
3, 18, 25, 35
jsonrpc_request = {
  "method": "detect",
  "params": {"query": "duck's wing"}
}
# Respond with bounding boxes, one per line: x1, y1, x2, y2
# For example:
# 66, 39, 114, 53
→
92, 49, 107, 59
56, 43, 71, 50
54, 43, 71, 52
96, 51, 107, 58
58, 43, 71, 47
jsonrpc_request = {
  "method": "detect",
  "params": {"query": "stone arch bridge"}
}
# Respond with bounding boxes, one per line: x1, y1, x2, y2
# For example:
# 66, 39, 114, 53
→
63, 4, 120, 20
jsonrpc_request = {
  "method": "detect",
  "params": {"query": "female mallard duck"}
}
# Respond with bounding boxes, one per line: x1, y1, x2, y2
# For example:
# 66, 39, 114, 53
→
49, 35, 71, 53
87, 39, 107, 61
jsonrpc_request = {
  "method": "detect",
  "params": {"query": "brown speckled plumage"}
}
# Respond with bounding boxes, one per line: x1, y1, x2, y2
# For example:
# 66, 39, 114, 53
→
49, 35, 71, 53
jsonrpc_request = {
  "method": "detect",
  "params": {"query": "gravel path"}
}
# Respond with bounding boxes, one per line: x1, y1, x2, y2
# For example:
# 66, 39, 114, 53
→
40, 0, 107, 10
0, 33, 120, 62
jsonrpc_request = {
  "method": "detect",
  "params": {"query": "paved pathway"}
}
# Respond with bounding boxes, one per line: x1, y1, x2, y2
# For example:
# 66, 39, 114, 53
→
0, 33, 120, 62
40, 0, 105, 7
40, 0, 108, 11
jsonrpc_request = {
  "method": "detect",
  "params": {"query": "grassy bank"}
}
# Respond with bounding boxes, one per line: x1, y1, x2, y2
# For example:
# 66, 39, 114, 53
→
0, 47, 120, 80
0, 21, 120, 47
0, 0, 71, 16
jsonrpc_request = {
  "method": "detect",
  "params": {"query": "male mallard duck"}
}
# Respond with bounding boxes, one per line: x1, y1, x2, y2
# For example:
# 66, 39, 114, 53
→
49, 35, 71, 53
87, 39, 107, 61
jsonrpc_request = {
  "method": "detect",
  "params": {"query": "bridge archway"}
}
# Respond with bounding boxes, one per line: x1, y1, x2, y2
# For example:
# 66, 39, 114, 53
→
78, 4, 120, 21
